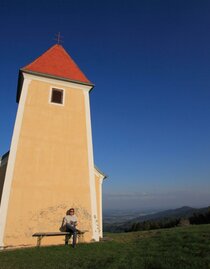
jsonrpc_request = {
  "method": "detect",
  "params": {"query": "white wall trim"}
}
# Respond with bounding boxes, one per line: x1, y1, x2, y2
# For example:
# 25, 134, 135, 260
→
84, 91, 99, 241
0, 77, 31, 248
99, 178, 103, 238
23, 73, 92, 92
93, 168, 104, 237
94, 168, 105, 180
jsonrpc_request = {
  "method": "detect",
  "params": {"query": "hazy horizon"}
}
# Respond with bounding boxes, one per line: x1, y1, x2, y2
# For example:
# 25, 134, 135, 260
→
102, 189, 210, 211
103, 203, 210, 213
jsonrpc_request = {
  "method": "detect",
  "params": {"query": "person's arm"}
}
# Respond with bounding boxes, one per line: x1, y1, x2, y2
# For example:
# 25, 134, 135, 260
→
70, 221, 77, 226
63, 217, 67, 226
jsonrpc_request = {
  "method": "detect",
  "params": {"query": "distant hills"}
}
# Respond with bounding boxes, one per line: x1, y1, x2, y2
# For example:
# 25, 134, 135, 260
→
129, 206, 210, 223
103, 206, 210, 232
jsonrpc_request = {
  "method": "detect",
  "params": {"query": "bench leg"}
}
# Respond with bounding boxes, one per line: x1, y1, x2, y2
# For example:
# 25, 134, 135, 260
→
37, 236, 44, 247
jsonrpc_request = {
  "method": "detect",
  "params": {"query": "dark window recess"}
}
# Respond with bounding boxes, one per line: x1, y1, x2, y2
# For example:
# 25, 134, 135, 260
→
51, 89, 63, 104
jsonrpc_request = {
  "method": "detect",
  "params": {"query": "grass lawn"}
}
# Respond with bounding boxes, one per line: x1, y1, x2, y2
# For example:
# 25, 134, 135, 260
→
0, 224, 210, 269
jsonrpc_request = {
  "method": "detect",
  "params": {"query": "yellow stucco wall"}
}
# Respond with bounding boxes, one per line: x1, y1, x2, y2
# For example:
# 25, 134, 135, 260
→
3, 79, 97, 247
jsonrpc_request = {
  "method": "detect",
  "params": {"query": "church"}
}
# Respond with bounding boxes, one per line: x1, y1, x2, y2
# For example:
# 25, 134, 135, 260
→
0, 44, 106, 248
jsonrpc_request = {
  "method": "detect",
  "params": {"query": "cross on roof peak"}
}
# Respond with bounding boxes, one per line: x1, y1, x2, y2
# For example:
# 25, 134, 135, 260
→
55, 32, 63, 44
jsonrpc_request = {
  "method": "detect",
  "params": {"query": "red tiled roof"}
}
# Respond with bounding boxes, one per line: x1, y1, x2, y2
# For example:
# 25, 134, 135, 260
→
22, 44, 91, 84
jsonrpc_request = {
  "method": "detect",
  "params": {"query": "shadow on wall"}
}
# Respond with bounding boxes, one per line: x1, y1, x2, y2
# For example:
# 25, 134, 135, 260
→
0, 151, 9, 205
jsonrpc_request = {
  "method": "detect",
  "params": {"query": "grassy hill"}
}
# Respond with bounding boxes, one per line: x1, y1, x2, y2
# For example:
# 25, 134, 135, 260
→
0, 224, 210, 269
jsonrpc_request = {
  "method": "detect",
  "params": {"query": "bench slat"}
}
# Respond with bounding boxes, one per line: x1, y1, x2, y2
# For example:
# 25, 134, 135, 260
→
33, 230, 88, 237
33, 232, 70, 237
32, 230, 88, 246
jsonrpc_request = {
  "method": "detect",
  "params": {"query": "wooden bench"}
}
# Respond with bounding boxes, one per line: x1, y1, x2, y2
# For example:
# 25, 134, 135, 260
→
33, 230, 88, 247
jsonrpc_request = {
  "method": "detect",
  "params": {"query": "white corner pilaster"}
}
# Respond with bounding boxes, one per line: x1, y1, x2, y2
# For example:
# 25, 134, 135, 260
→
0, 77, 31, 248
99, 177, 103, 238
83, 91, 99, 241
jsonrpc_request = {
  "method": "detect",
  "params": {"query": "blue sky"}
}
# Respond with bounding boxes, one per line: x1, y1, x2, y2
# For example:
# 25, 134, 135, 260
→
0, 0, 210, 210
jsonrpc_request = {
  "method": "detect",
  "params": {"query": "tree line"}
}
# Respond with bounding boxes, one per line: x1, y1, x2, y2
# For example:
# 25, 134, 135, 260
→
127, 209, 210, 232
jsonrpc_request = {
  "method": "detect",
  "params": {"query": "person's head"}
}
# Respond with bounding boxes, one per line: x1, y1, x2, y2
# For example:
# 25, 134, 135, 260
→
69, 208, 74, 215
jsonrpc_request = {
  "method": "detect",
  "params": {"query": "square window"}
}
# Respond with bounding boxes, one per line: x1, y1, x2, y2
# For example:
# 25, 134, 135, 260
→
51, 88, 64, 105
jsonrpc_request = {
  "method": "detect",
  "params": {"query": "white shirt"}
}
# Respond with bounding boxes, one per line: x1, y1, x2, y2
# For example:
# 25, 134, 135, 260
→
64, 215, 78, 225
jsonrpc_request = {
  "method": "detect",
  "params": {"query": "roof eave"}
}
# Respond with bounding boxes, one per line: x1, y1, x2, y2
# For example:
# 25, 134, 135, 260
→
21, 69, 94, 87
16, 69, 95, 103
94, 165, 108, 180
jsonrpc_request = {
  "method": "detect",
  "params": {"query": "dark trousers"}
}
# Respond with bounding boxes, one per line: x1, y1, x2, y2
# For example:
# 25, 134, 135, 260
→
66, 223, 77, 246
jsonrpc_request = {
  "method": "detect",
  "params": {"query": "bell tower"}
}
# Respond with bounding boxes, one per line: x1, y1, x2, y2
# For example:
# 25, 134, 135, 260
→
0, 44, 103, 248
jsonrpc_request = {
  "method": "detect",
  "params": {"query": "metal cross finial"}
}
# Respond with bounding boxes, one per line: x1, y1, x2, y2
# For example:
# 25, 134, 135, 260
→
55, 32, 63, 44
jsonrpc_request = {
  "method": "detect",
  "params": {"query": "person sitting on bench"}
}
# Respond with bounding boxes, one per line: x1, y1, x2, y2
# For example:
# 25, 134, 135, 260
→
63, 208, 78, 248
